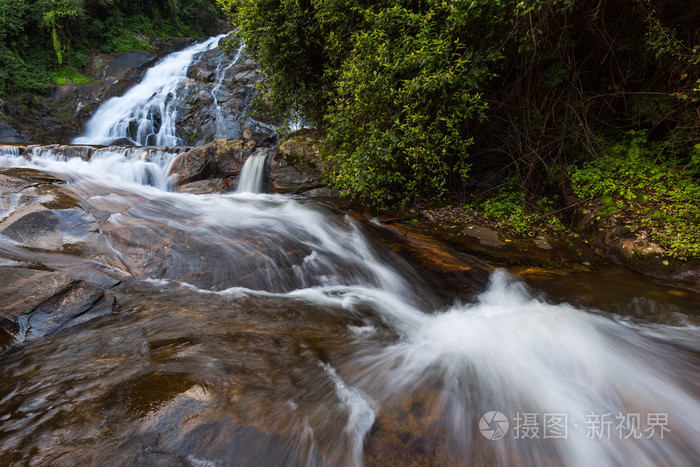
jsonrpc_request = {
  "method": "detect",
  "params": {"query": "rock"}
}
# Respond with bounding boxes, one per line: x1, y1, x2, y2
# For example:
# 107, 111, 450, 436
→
240, 120, 277, 147
100, 51, 155, 82
169, 139, 255, 187
177, 48, 273, 146
0, 173, 36, 216
0, 267, 116, 348
269, 129, 326, 195
578, 209, 700, 284
0, 171, 108, 261
178, 179, 229, 194
0, 119, 22, 143
26, 144, 93, 160
0, 204, 63, 250
461, 223, 506, 247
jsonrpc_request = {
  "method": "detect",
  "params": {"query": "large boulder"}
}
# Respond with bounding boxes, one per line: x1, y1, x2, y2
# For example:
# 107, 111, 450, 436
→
0, 268, 116, 348
169, 139, 277, 194
269, 129, 333, 196
169, 139, 256, 188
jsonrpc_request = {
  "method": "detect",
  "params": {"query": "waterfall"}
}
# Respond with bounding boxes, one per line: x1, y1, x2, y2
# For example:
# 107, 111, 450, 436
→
2, 38, 700, 463
1, 145, 183, 190
236, 149, 267, 193
211, 43, 245, 140
72, 34, 226, 146
0, 142, 699, 466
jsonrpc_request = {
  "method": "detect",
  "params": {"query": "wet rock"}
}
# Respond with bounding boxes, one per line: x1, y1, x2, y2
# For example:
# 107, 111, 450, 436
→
0, 267, 116, 348
0, 173, 36, 215
0, 204, 62, 250
62, 263, 122, 289
177, 179, 229, 194
241, 120, 277, 147
100, 51, 155, 82
176, 84, 218, 145
585, 223, 700, 284
461, 223, 506, 247
270, 129, 326, 195
169, 139, 255, 187
0, 119, 22, 143
0, 172, 108, 264
25, 144, 94, 160
178, 49, 271, 146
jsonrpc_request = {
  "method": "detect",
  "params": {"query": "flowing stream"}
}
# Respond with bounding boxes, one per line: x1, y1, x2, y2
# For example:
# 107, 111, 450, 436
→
1, 37, 699, 467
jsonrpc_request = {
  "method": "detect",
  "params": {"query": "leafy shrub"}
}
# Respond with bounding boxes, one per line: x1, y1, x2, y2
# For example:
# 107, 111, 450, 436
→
571, 132, 700, 259
233, 0, 502, 207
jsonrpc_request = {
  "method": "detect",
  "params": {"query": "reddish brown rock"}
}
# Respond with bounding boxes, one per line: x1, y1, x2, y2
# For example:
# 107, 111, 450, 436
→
169, 139, 255, 187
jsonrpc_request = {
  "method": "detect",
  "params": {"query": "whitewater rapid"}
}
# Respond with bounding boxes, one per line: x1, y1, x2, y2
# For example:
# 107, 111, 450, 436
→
73, 34, 227, 146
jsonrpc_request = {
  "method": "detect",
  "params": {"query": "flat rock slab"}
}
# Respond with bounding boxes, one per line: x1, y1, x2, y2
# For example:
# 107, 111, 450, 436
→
0, 267, 115, 348
462, 223, 506, 247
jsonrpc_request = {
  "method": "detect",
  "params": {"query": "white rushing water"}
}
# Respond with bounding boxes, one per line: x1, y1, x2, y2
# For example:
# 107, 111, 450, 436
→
211, 42, 245, 139
236, 149, 268, 193
72, 34, 226, 146
2, 130, 700, 465
299, 271, 700, 466
1, 145, 181, 190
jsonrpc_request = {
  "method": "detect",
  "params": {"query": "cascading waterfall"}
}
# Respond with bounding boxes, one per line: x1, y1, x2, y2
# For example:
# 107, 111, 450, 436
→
236, 149, 268, 193
72, 34, 226, 146
1, 42, 699, 465
1, 142, 698, 466
211, 43, 245, 140
1, 145, 182, 190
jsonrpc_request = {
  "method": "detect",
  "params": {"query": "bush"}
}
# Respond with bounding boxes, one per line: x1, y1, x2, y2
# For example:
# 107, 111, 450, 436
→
571, 132, 700, 259
0, 0, 222, 98
232, 0, 700, 210
233, 0, 501, 207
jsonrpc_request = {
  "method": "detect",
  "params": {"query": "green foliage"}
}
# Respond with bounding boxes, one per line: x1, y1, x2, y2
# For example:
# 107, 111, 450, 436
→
234, 0, 501, 207
472, 178, 562, 236
571, 132, 700, 259
232, 0, 699, 209
51, 65, 89, 84
0, 0, 28, 41
51, 27, 62, 64
323, 4, 493, 207
0, 0, 222, 98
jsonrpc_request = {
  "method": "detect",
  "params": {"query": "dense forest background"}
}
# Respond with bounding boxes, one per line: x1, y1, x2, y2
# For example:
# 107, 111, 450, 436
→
0, 0, 222, 94
223, 0, 700, 258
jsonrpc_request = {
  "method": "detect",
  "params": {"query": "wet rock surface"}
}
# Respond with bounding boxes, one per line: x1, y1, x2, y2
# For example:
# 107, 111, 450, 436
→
0, 267, 115, 348
0, 120, 21, 143
579, 212, 700, 285
177, 46, 277, 147
169, 138, 257, 188
1, 142, 700, 466
269, 129, 332, 196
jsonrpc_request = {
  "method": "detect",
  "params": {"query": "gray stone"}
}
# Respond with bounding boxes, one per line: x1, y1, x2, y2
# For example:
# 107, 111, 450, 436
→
0, 267, 116, 348
0, 204, 63, 250
0, 119, 22, 143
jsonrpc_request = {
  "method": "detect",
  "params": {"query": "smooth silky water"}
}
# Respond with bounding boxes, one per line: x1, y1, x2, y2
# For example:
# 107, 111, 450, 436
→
1, 37, 699, 467
1, 143, 699, 466
72, 34, 227, 146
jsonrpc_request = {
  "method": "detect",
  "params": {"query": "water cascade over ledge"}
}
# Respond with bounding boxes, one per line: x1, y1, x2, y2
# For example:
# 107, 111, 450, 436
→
72, 34, 227, 146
